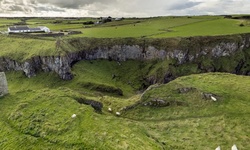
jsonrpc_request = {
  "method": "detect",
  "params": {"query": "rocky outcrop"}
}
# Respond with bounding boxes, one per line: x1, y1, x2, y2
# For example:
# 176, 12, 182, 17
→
143, 99, 187, 107
0, 56, 72, 80
177, 87, 197, 93
0, 72, 8, 96
75, 98, 103, 112
0, 34, 250, 80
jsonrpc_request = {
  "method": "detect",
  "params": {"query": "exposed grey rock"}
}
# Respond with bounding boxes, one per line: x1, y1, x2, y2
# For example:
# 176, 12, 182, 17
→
149, 99, 167, 107
0, 72, 8, 97
178, 87, 196, 93
23, 62, 36, 78
211, 43, 238, 57
202, 93, 218, 101
202, 93, 213, 100
167, 50, 187, 64
76, 98, 103, 112
0, 34, 249, 80
144, 99, 187, 107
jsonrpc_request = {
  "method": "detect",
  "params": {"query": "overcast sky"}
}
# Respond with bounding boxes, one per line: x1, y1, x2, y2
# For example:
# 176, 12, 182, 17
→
0, 0, 249, 17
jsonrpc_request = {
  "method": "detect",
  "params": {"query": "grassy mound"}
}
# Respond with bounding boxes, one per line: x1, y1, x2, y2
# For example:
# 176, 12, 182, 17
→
123, 73, 250, 149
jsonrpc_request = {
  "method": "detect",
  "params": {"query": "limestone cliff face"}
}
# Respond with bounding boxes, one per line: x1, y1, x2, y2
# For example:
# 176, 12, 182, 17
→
0, 34, 250, 80
0, 56, 72, 80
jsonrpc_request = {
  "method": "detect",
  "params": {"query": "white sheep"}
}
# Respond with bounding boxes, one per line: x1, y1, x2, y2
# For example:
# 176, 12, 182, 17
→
116, 112, 121, 116
215, 146, 220, 150
232, 144, 238, 150
211, 96, 217, 101
108, 107, 112, 112
71, 114, 76, 118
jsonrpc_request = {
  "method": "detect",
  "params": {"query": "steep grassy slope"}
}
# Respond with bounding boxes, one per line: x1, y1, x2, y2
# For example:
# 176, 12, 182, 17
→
0, 60, 249, 149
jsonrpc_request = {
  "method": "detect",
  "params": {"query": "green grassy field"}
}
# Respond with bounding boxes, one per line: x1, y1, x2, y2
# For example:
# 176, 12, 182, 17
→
0, 35, 56, 61
74, 17, 215, 38
65, 16, 250, 38
0, 15, 250, 149
0, 18, 21, 31
153, 18, 250, 38
0, 61, 249, 149
1, 16, 250, 38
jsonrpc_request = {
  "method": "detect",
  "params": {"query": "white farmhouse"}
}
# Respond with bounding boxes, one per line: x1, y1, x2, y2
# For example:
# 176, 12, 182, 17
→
8, 26, 50, 33
8, 26, 30, 33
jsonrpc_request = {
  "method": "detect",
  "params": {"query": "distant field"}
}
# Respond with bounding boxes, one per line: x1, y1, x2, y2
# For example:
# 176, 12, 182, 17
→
0, 18, 21, 31
153, 18, 250, 38
73, 16, 220, 38
0, 16, 250, 38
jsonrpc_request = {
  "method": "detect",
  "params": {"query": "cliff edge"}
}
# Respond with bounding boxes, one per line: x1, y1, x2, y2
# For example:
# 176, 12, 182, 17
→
0, 34, 249, 81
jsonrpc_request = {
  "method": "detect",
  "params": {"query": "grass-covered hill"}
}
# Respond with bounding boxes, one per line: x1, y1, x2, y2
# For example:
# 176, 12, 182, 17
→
0, 59, 250, 149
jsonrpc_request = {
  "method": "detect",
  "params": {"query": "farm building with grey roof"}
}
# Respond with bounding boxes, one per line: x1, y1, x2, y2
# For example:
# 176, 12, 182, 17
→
8, 26, 50, 33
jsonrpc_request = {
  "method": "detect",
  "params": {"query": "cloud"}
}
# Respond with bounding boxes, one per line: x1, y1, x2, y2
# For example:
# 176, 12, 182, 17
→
36, 6, 65, 12
9, 5, 25, 11
0, 0, 34, 13
34, 0, 116, 9
0, 0, 250, 17
168, 1, 202, 10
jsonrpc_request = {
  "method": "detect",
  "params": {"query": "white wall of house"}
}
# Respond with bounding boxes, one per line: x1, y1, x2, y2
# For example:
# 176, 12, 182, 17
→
40, 27, 50, 33
8, 29, 20, 33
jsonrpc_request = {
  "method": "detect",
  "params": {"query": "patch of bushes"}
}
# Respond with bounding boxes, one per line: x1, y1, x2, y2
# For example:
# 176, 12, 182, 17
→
53, 20, 63, 24
239, 23, 245, 27
83, 21, 94, 25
